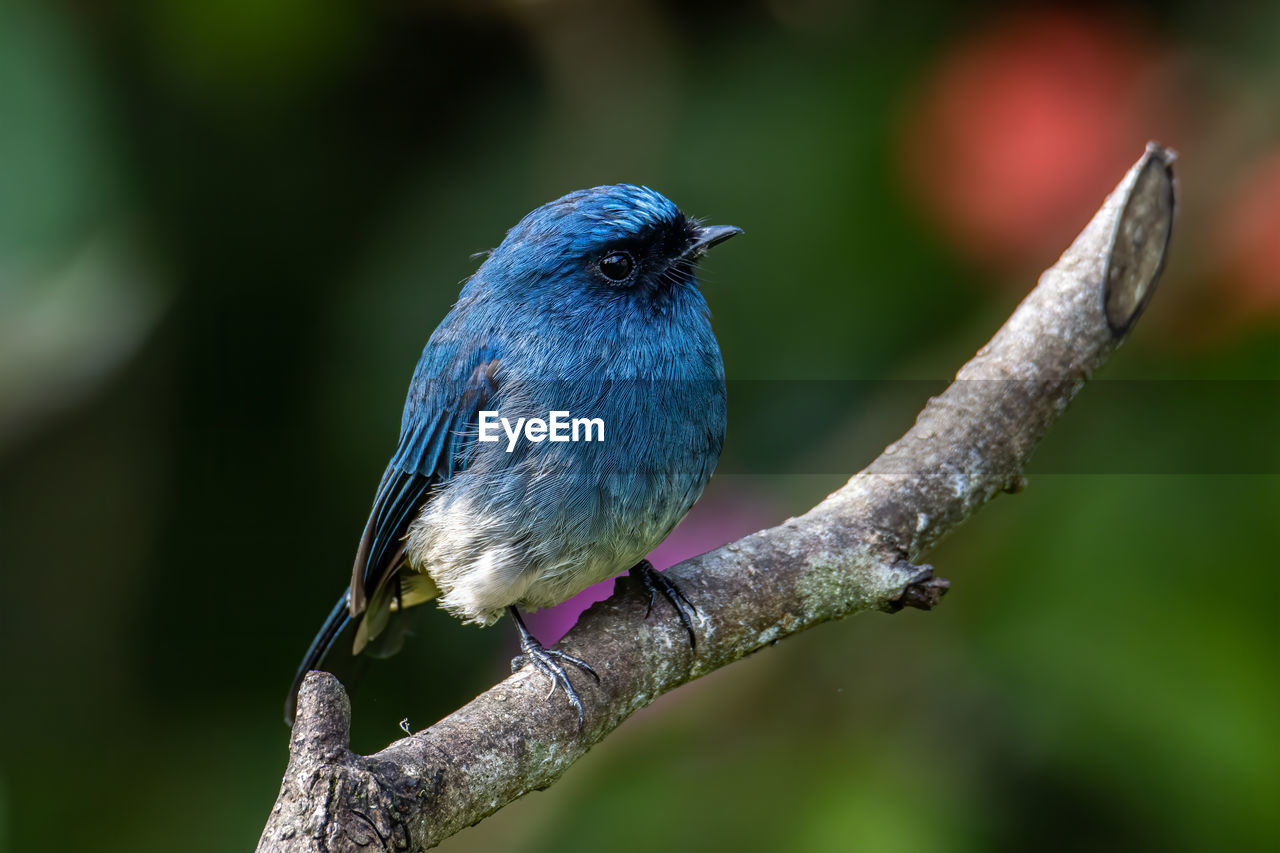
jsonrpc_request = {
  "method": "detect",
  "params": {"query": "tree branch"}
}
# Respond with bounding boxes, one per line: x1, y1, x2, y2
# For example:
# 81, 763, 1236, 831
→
258, 144, 1177, 852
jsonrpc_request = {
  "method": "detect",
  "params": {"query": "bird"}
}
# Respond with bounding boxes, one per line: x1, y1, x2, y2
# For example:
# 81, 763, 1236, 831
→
285, 184, 739, 727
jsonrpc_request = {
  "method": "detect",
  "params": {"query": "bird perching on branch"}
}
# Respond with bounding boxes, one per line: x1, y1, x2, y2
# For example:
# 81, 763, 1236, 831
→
261, 145, 1177, 853
285, 185, 742, 727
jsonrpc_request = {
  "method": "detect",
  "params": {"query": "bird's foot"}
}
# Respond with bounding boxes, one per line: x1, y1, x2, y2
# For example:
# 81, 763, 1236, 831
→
629, 559, 698, 649
508, 607, 599, 729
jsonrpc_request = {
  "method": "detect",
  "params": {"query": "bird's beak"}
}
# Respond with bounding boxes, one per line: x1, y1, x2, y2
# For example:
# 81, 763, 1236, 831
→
685, 224, 743, 258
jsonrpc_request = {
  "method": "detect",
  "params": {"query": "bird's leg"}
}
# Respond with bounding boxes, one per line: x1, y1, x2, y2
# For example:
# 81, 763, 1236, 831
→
508, 606, 599, 729
629, 559, 698, 650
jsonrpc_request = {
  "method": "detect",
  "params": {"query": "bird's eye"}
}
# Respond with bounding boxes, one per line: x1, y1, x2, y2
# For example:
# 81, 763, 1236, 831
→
598, 251, 634, 282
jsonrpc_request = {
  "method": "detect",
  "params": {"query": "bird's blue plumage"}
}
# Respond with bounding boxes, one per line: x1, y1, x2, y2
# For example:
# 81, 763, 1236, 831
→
286, 184, 737, 724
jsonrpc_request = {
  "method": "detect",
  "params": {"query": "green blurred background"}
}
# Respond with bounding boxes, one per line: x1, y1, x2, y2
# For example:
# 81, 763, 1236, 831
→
0, 1, 1276, 850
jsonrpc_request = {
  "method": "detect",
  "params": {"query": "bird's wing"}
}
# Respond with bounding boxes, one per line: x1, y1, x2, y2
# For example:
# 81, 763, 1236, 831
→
347, 341, 500, 652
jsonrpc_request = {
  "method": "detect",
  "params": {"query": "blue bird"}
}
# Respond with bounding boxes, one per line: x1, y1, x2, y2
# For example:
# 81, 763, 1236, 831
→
285, 184, 739, 726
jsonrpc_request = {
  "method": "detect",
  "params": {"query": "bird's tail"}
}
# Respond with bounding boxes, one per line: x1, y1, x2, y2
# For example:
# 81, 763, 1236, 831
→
284, 590, 352, 726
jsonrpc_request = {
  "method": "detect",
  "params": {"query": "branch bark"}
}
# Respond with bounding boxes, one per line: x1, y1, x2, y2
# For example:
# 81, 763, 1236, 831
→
259, 144, 1177, 852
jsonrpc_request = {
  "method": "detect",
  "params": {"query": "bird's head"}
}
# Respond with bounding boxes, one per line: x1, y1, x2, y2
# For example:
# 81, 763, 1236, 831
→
475, 184, 741, 309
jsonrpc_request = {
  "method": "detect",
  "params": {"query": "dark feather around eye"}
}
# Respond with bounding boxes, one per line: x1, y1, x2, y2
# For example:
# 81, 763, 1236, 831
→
599, 251, 634, 282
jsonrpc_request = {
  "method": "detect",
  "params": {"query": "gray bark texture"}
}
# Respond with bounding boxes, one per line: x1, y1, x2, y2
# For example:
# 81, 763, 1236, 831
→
258, 144, 1177, 852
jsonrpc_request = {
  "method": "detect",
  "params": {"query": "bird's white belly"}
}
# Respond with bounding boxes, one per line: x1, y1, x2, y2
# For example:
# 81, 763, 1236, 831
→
405, 480, 679, 626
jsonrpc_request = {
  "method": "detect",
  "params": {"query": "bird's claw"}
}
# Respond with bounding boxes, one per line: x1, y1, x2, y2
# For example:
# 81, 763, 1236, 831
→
507, 606, 599, 730
630, 560, 699, 650
512, 642, 599, 729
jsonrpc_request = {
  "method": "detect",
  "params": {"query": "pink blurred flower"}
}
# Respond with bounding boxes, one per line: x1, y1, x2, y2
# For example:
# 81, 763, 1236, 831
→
900, 9, 1171, 272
